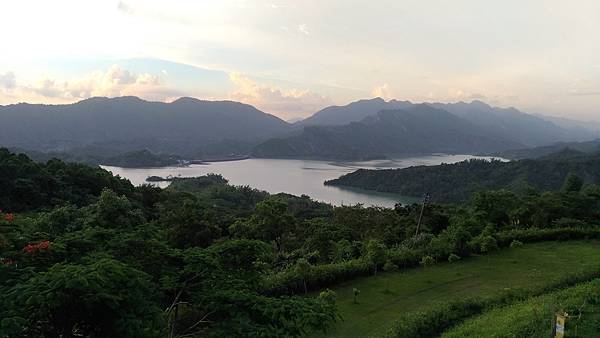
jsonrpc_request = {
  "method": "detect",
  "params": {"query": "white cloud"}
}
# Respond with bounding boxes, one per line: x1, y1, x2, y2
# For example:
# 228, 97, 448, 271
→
298, 24, 310, 35
228, 73, 332, 118
26, 65, 167, 101
32, 79, 64, 97
371, 84, 392, 100
117, 1, 134, 14
0, 72, 16, 90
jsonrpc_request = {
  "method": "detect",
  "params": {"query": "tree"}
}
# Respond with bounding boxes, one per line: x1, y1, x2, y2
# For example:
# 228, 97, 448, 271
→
172, 241, 336, 337
365, 239, 387, 276
479, 235, 498, 254
85, 189, 145, 229
3, 258, 163, 338
471, 190, 520, 227
562, 173, 584, 193
420, 255, 435, 267
295, 258, 312, 294
161, 198, 221, 248
242, 198, 296, 252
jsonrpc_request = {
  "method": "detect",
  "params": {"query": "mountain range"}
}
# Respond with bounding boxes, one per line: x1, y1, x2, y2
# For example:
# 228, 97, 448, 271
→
253, 104, 522, 160
254, 98, 597, 160
0, 96, 290, 158
1, 96, 598, 163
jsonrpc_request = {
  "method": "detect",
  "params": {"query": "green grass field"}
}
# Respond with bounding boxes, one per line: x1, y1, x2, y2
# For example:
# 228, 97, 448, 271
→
442, 278, 600, 337
316, 241, 600, 338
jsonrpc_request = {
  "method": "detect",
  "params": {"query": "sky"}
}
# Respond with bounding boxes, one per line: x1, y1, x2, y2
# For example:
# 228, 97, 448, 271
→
0, 0, 599, 121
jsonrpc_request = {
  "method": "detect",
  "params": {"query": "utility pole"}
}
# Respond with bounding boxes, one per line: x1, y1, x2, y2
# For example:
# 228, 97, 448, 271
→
415, 193, 430, 236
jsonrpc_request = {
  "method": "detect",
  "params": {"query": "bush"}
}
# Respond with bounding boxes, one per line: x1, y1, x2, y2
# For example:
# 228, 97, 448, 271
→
383, 260, 399, 272
448, 253, 461, 263
509, 240, 523, 248
495, 228, 600, 247
420, 255, 435, 267
265, 227, 600, 296
264, 259, 371, 295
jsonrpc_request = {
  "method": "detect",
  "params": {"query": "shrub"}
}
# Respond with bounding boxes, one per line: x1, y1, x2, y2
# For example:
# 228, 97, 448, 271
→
420, 255, 435, 267
263, 259, 371, 295
383, 260, 399, 272
448, 253, 461, 263
509, 240, 523, 248
265, 227, 600, 296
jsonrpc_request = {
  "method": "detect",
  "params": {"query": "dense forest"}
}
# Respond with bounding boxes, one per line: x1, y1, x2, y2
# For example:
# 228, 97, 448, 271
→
326, 149, 600, 203
3, 147, 600, 337
493, 138, 600, 160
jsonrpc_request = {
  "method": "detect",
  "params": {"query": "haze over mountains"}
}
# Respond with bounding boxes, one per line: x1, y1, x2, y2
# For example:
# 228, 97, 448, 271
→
253, 104, 522, 160
0, 96, 291, 158
1, 96, 597, 163
254, 98, 598, 160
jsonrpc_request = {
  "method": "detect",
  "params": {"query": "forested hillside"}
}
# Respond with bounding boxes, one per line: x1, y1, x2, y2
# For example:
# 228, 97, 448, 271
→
0, 97, 291, 158
494, 138, 600, 160
3, 148, 600, 337
253, 105, 522, 160
295, 98, 596, 147
326, 150, 600, 203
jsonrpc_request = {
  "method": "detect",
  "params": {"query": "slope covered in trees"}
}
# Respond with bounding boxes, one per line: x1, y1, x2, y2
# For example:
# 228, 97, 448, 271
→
3, 148, 600, 336
253, 105, 522, 160
0, 96, 291, 158
493, 138, 600, 160
326, 150, 600, 203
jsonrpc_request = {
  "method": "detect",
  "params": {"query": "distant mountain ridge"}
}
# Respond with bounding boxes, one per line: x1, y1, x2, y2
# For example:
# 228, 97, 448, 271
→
296, 97, 412, 126
253, 104, 523, 160
494, 139, 600, 160
2, 96, 597, 163
428, 100, 594, 147
263, 97, 598, 160
295, 98, 597, 148
0, 96, 291, 158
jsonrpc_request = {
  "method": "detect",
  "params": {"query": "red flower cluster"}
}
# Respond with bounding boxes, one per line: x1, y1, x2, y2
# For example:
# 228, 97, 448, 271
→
23, 240, 51, 254
4, 213, 14, 222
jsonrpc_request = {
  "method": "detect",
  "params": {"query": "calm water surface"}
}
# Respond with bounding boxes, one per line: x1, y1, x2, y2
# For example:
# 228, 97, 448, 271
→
102, 154, 500, 207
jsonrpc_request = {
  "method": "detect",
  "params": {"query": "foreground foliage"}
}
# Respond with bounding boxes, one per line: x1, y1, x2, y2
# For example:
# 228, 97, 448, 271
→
3, 148, 600, 336
442, 278, 600, 337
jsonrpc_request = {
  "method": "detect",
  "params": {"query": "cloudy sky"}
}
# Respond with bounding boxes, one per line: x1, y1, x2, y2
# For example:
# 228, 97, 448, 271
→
1, 0, 599, 120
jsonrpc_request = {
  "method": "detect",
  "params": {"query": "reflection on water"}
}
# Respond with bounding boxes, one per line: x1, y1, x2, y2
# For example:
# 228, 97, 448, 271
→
102, 154, 501, 207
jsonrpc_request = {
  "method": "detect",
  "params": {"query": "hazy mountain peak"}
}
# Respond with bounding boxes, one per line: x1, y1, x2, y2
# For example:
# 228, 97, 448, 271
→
469, 100, 492, 109
298, 97, 413, 127
77, 96, 147, 105
171, 97, 202, 105
0, 96, 292, 156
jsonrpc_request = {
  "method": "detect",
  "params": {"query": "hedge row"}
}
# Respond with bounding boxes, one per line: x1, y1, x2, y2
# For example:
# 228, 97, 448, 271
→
263, 227, 600, 296
385, 268, 600, 337
495, 227, 600, 247
263, 259, 371, 295
443, 279, 600, 337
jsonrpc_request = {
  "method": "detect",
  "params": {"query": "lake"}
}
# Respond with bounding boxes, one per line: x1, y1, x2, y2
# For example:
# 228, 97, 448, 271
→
102, 154, 500, 207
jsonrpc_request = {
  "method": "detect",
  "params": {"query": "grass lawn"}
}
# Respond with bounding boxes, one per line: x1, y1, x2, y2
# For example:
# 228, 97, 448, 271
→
442, 278, 600, 337
315, 241, 600, 338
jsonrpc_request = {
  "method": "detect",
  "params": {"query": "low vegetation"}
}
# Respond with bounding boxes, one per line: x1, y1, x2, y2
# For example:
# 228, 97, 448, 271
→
442, 278, 600, 337
318, 241, 600, 337
3, 148, 600, 336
